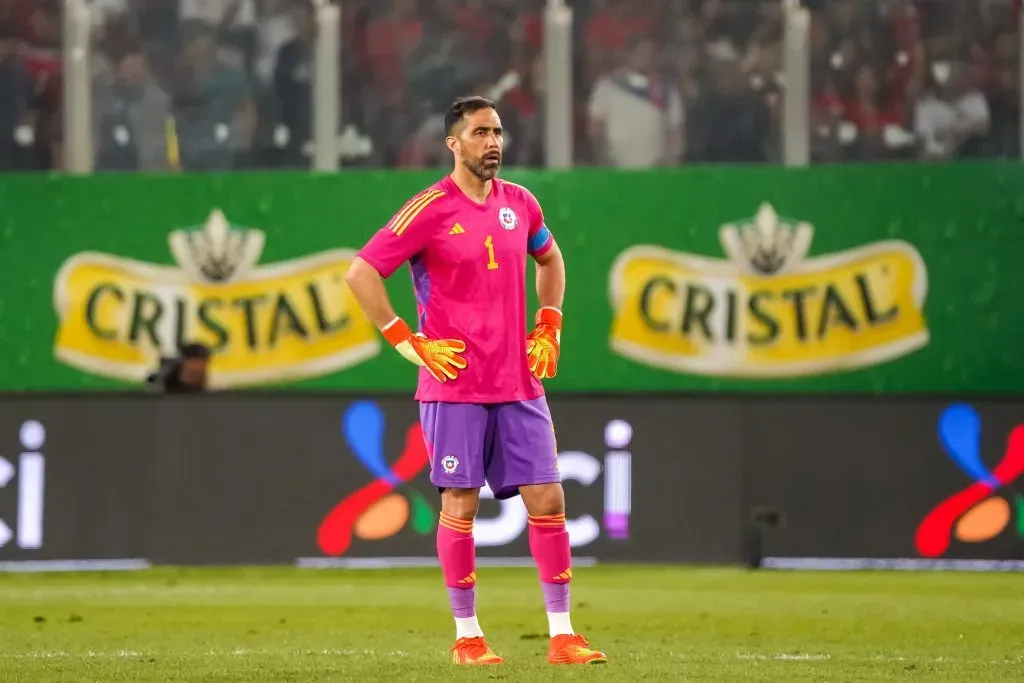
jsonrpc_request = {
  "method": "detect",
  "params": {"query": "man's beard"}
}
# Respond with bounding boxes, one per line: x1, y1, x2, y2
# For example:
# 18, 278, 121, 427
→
463, 152, 501, 180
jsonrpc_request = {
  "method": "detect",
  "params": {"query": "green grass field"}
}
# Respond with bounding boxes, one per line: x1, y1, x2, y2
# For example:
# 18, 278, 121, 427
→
0, 565, 1022, 681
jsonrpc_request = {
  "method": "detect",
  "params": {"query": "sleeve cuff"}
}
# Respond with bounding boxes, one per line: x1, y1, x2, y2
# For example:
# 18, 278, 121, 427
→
356, 251, 396, 279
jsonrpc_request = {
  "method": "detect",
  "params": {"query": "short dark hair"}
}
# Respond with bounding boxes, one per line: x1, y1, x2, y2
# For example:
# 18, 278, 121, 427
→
444, 96, 497, 137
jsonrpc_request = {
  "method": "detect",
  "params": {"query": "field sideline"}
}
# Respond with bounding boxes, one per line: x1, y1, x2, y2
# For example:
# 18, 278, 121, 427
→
0, 565, 1021, 681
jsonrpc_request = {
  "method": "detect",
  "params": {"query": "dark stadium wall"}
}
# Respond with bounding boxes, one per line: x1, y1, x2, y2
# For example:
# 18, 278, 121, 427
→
0, 395, 1020, 566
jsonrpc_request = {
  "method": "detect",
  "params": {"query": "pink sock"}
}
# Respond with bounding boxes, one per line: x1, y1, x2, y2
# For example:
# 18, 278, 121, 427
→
437, 512, 476, 618
528, 513, 571, 612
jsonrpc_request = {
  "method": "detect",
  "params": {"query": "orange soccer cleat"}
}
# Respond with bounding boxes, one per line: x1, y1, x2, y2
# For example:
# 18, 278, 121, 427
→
547, 633, 608, 665
450, 636, 505, 665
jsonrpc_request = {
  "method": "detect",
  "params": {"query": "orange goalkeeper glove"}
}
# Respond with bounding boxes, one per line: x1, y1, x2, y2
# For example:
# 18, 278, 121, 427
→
381, 317, 467, 383
526, 306, 562, 380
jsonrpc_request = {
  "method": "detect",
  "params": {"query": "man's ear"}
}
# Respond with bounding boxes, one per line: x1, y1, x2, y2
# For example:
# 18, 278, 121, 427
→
445, 136, 459, 154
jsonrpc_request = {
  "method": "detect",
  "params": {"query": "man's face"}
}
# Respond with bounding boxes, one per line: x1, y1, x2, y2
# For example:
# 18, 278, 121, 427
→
179, 357, 208, 389
451, 107, 504, 181
628, 40, 654, 73
118, 53, 146, 86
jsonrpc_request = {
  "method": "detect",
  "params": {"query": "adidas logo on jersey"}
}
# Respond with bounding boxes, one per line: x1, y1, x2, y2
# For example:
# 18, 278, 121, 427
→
449, 224, 466, 235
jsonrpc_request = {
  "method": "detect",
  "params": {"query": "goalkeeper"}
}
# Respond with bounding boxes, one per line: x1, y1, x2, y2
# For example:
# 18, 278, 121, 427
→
345, 96, 606, 667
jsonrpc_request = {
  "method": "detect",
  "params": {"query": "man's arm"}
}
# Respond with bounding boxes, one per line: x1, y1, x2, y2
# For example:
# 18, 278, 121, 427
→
525, 238, 565, 380
346, 190, 466, 382
347, 254, 465, 381
520, 186, 565, 379
523, 187, 564, 314
533, 240, 565, 313
344, 256, 401, 330
348, 187, 444, 329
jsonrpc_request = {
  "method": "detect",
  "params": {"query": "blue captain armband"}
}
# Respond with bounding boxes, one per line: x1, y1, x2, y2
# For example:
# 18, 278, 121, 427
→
528, 225, 553, 255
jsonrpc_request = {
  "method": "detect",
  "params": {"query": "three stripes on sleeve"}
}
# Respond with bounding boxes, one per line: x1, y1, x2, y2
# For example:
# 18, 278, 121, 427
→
387, 189, 446, 237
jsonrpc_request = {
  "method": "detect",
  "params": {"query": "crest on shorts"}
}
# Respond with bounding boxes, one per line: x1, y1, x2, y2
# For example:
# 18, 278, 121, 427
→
499, 207, 518, 231
441, 455, 460, 474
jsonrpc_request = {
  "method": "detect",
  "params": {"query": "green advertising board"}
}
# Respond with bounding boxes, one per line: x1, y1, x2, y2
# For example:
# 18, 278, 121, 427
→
0, 163, 1021, 394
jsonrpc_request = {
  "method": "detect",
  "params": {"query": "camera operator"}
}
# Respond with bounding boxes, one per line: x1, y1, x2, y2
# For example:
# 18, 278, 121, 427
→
146, 343, 211, 393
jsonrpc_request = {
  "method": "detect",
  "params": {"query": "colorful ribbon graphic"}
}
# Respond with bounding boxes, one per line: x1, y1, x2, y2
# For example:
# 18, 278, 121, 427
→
317, 402, 433, 556
914, 404, 1024, 558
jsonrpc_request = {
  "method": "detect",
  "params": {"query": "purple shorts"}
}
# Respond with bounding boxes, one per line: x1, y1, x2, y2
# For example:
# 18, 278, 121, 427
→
419, 396, 560, 500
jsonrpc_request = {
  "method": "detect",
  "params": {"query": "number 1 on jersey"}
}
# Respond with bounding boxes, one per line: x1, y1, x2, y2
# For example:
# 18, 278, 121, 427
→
485, 235, 499, 270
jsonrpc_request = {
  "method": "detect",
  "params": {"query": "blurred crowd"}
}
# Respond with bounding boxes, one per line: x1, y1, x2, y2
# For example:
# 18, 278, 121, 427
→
0, 0, 1019, 172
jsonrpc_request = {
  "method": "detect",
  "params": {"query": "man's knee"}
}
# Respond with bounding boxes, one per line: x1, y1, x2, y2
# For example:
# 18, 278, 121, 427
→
520, 482, 565, 516
440, 487, 481, 519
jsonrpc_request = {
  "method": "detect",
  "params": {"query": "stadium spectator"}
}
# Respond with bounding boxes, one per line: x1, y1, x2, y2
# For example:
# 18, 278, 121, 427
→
976, 23, 1020, 158
0, 0, 1020, 173
146, 342, 211, 394
503, 54, 546, 167
0, 21, 31, 156
588, 36, 684, 167
687, 41, 772, 163
19, 1, 61, 169
169, 21, 254, 170
93, 43, 174, 171
0, 20, 35, 171
181, 0, 257, 67
914, 60, 991, 160
840, 62, 910, 161
254, 0, 296, 88
272, 0, 315, 166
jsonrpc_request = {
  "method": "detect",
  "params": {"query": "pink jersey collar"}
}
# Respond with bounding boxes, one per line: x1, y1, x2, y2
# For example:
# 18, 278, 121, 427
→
442, 174, 500, 211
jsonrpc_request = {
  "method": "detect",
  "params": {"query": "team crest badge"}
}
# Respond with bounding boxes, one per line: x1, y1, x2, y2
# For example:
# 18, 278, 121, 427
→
441, 455, 460, 474
499, 207, 518, 231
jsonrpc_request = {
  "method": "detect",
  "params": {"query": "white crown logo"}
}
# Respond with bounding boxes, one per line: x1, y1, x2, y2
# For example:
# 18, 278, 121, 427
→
168, 210, 266, 283
719, 203, 813, 276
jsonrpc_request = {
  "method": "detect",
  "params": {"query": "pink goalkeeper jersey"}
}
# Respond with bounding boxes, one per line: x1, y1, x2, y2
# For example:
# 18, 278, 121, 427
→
358, 176, 556, 404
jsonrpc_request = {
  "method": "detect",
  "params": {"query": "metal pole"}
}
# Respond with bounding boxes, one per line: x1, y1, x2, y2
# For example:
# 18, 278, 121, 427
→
312, 0, 340, 171
782, 0, 810, 166
544, 0, 573, 168
62, 0, 92, 174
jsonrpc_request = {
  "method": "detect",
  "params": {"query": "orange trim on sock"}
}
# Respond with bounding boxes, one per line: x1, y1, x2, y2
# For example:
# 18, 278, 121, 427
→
440, 512, 473, 525
439, 513, 474, 534
439, 519, 473, 533
440, 515, 473, 528
528, 514, 566, 527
